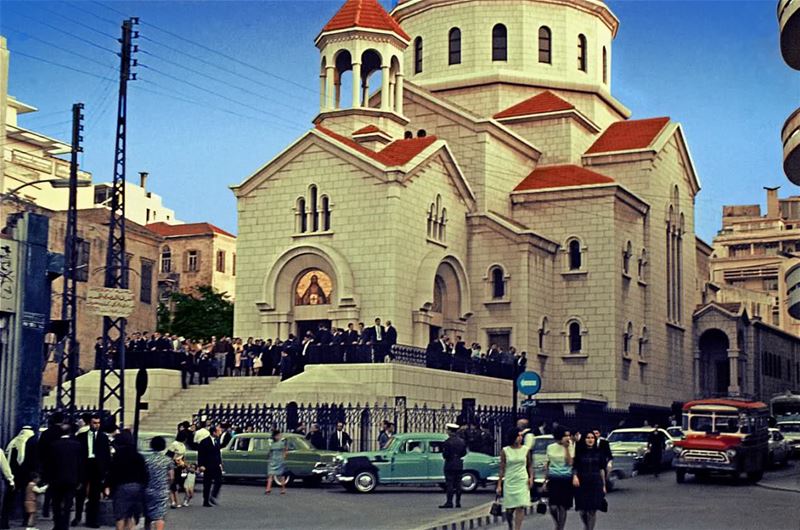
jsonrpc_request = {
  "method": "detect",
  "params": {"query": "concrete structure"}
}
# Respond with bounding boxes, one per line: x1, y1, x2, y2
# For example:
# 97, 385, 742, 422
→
233, 0, 705, 413
779, 1, 800, 184
88, 172, 180, 226
146, 222, 237, 302
710, 187, 800, 336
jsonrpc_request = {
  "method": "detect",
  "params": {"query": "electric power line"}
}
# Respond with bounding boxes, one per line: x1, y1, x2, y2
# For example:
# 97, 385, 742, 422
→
91, 1, 128, 18
34, 3, 119, 40
11, 51, 116, 82
5, 28, 116, 70
11, 11, 118, 56
64, 1, 120, 27
138, 63, 304, 129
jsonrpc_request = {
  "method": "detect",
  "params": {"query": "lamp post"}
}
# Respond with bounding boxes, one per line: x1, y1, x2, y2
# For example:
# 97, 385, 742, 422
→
1, 177, 91, 203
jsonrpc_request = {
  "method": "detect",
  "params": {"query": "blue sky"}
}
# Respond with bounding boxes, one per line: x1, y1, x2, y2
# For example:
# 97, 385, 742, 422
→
2, 0, 798, 241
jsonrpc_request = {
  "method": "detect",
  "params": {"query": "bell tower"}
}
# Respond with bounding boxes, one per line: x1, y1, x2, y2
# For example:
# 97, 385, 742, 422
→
314, 0, 409, 138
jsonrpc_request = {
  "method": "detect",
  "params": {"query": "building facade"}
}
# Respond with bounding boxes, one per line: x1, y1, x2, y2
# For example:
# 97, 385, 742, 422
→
147, 222, 237, 303
232, 0, 708, 411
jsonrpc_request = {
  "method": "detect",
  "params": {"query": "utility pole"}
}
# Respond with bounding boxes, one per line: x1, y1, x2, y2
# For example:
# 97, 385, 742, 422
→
99, 18, 138, 429
55, 102, 84, 421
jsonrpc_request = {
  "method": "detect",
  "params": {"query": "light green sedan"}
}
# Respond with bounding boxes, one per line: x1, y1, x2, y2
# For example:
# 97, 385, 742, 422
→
221, 432, 339, 486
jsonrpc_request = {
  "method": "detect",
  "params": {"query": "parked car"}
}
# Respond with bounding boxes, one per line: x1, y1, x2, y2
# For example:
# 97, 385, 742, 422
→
330, 432, 499, 493
776, 421, 800, 457
221, 432, 339, 485
607, 428, 674, 471
767, 428, 790, 467
136, 431, 198, 466
527, 435, 634, 492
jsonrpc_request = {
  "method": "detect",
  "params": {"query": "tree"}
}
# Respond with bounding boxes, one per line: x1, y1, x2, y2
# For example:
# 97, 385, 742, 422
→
157, 302, 172, 334
169, 285, 233, 340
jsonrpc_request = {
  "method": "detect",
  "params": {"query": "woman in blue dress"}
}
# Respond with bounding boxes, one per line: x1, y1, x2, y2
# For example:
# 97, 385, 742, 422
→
265, 429, 289, 495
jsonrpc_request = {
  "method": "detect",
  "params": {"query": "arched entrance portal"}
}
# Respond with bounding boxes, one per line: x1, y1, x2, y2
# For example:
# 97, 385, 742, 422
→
698, 329, 730, 397
293, 269, 333, 337
428, 261, 464, 342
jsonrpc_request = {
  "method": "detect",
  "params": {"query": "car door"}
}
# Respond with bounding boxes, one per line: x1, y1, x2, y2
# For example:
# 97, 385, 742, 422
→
284, 436, 315, 477
387, 439, 428, 483
221, 436, 253, 478
427, 440, 447, 481
659, 429, 675, 466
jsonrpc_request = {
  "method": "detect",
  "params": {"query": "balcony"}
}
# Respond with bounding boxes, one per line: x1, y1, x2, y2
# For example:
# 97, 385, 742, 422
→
784, 107, 800, 185
779, 0, 800, 68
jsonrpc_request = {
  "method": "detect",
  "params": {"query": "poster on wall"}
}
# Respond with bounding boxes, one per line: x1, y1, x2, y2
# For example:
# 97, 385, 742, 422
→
0, 239, 18, 313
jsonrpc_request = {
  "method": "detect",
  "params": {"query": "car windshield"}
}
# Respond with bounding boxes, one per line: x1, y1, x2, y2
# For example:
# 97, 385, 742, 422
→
607, 432, 649, 443
778, 423, 800, 433
689, 414, 739, 433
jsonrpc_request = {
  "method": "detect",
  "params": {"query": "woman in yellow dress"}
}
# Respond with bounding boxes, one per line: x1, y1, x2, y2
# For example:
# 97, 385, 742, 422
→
496, 427, 534, 530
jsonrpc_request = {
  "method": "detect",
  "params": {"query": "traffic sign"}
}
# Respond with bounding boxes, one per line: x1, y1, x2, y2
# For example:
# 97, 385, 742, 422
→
516, 371, 542, 396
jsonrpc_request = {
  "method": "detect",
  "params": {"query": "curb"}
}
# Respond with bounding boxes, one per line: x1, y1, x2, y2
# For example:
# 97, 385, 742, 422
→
419, 502, 541, 530
756, 482, 800, 493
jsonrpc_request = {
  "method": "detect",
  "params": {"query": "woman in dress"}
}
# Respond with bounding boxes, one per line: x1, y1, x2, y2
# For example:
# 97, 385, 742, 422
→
264, 429, 289, 495
143, 436, 174, 530
572, 431, 607, 530
544, 426, 574, 530
495, 427, 533, 530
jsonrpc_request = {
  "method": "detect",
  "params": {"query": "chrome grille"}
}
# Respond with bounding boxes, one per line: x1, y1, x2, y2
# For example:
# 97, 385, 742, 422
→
682, 449, 729, 463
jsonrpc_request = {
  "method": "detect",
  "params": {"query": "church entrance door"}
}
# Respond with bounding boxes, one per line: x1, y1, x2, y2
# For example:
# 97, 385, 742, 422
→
297, 319, 331, 339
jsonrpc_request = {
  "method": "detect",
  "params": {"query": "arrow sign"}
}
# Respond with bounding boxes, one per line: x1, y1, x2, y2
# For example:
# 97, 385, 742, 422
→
516, 371, 542, 396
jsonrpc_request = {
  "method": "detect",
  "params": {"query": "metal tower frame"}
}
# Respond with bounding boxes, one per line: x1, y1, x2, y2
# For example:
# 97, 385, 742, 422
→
55, 102, 84, 420
99, 18, 138, 428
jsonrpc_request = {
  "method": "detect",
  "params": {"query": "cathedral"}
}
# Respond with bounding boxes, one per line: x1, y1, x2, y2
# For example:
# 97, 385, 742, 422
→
232, 0, 705, 410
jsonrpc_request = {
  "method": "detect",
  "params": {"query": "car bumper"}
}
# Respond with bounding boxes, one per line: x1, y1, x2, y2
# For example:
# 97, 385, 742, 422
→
673, 461, 736, 472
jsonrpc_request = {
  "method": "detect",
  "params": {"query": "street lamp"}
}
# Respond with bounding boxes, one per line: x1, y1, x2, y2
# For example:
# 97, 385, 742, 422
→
1, 177, 91, 203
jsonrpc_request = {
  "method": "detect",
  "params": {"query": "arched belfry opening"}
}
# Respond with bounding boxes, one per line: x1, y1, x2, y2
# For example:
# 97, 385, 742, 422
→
698, 329, 731, 397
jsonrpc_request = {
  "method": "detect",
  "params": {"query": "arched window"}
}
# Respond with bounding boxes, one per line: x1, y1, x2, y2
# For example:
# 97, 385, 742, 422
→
427, 203, 435, 238
404, 131, 413, 139
623, 322, 633, 355
160, 246, 172, 273
491, 266, 505, 299
321, 195, 331, 231
414, 37, 423, 74
577, 34, 587, 72
602, 46, 608, 84
623, 241, 632, 275
538, 26, 551, 64
538, 317, 548, 352
638, 248, 647, 281
296, 197, 307, 233
492, 24, 507, 61
439, 208, 447, 241
417, 129, 427, 137
639, 326, 648, 358
568, 239, 582, 270
568, 321, 582, 353
449, 28, 461, 65
309, 185, 319, 232
428, 195, 446, 243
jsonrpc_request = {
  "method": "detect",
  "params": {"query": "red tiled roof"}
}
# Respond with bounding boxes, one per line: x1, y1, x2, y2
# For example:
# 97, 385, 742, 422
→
585, 117, 670, 154
146, 222, 236, 239
513, 164, 615, 191
321, 0, 410, 40
316, 125, 437, 166
493, 91, 575, 120
352, 124, 383, 135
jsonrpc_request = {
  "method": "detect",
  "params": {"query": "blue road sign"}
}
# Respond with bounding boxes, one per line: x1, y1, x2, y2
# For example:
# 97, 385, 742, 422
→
516, 371, 542, 396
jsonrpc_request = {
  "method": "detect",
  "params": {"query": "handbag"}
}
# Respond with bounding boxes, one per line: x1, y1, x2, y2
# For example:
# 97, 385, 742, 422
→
489, 495, 503, 517
600, 498, 608, 513
536, 500, 548, 514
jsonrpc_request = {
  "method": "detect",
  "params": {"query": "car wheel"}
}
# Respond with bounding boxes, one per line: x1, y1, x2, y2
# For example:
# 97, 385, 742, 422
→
606, 473, 617, 492
459, 472, 479, 493
343, 482, 357, 493
675, 470, 685, 484
353, 470, 378, 493
279, 473, 295, 488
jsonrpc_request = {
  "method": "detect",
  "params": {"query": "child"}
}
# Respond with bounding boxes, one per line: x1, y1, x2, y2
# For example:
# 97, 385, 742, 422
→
24, 472, 47, 530
170, 454, 186, 509
182, 464, 197, 507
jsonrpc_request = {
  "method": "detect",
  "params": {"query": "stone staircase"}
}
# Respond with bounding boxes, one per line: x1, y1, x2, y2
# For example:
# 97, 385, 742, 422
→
139, 376, 280, 433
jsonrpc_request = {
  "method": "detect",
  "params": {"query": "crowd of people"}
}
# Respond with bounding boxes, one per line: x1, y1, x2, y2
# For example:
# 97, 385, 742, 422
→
0, 412, 179, 530
106, 318, 528, 391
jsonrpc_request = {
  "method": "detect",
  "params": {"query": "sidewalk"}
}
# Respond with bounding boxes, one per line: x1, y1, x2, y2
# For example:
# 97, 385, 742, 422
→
757, 461, 800, 493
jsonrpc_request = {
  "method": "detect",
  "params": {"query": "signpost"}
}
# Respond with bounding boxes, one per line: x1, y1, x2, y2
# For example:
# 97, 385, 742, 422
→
513, 371, 542, 421
86, 287, 135, 318
133, 368, 148, 443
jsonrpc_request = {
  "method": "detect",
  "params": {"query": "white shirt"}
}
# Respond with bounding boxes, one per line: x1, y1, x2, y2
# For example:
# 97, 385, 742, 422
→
374, 326, 382, 341
87, 430, 96, 458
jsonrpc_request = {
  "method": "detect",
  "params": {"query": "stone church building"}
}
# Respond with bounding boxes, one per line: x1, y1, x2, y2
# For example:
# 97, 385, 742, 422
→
232, 0, 723, 411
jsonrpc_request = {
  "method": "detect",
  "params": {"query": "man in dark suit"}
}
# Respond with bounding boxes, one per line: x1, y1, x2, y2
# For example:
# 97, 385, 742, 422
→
328, 422, 352, 452
368, 318, 386, 362
440, 423, 467, 509
219, 424, 234, 449
198, 425, 224, 507
73, 414, 110, 528
453, 336, 469, 373
344, 323, 359, 363
384, 321, 398, 361
425, 336, 446, 369
47, 424, 81, 530
306, 424, 326, 450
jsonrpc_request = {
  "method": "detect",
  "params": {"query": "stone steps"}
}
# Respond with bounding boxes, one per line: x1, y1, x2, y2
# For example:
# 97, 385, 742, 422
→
139, 376, 280, 432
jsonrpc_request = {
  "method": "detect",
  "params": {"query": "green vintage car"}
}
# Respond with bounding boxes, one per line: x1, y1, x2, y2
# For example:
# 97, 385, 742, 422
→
331, 432, 499, 493
221, 432, 339, 486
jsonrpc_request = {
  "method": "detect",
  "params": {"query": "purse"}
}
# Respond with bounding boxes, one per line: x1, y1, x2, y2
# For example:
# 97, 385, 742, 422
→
489, 495, 503, 517
536, 500, 548, 514
600, 498, 608, 513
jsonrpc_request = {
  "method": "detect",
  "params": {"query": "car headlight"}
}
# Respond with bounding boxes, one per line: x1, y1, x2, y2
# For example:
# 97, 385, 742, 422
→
673, 446, 682, 454
726, 449, 737, 458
